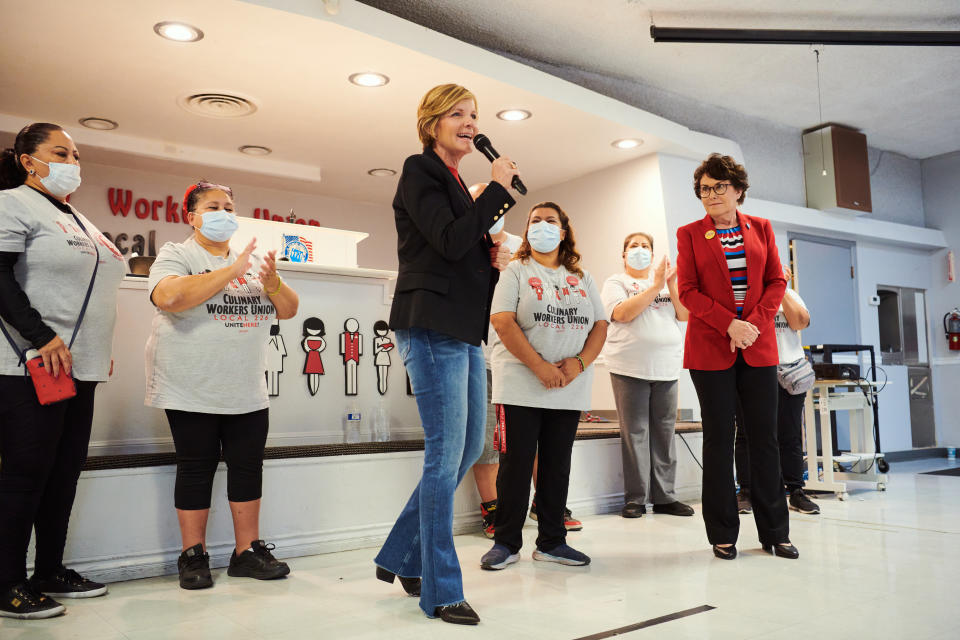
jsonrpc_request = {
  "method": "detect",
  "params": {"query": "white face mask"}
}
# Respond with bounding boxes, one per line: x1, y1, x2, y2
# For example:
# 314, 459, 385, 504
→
527, 220, 563, 253
626, 247, 652, 270
29, 156, 82, 198
489, 216, 505, 235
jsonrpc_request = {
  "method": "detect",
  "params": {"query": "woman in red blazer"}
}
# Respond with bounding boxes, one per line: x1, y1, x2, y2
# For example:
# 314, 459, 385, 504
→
676, 153, 797, 560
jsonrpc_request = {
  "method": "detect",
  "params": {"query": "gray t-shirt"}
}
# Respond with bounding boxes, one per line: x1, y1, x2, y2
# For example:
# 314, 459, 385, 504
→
0, 185, 126, 380
145, 236, 276, 414
490, 258, 604, 411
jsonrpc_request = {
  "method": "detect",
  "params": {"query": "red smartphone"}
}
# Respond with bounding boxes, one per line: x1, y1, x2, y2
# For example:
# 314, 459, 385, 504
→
24, 349, 77, 405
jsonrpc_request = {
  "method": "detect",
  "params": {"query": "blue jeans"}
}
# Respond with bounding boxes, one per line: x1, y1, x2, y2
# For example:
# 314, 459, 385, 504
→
374, 327, 486, 616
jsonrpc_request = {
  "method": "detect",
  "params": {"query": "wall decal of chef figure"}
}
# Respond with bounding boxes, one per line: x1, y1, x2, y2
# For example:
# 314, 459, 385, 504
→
265, 319, 287, 397
301, 317, 326, 396
340, 317, 363, 396
372, 320, 394, 396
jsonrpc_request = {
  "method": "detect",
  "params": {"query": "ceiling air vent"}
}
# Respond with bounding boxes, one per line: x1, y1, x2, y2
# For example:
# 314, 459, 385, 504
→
179, 93, 258, 118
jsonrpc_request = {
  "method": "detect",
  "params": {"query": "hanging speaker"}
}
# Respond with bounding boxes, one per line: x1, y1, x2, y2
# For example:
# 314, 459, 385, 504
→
802, 124, 872, 214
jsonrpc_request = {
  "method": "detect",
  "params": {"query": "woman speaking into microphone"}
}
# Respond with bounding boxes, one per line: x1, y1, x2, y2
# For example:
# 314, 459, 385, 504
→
374, 83, 520, 626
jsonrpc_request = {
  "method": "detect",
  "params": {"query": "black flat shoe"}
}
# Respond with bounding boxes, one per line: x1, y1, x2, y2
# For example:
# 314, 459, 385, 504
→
376, 566, 421, 596
762, 542, 800, 559
712, 544, 737, 560
434, 601, 480, 625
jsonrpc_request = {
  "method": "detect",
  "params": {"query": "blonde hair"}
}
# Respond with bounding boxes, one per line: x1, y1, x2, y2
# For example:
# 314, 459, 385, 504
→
417, 84, 477, 149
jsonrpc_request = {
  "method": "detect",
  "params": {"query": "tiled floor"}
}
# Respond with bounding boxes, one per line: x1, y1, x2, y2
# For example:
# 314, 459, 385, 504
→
3, 457, 958, 639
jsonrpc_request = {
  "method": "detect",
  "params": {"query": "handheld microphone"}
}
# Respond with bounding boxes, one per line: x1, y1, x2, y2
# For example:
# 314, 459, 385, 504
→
472, 134, 527, 195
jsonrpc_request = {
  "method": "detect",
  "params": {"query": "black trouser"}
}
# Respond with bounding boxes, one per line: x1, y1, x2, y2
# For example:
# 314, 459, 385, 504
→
493, 405, 580, 554
166, 409, 269, 510
0, 375, 98, 588
689, 353, 789, 546
735, 386, 807, 492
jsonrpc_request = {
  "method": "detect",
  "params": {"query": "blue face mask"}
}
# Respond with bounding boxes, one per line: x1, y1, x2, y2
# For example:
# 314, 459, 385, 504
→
527, 220, 563, 253
626, 247, 652, 270
489, 216, 505, 235
30, 156, 82, 198
195, 209, 239, 242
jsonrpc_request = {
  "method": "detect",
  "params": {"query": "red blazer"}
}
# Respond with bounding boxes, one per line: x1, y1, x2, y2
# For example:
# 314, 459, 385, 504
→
676, 212, 786, 370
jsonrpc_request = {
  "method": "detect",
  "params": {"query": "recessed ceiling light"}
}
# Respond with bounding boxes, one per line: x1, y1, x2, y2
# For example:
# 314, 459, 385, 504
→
612, 138, 642, 149
349, 72, 389, 87
79, 117, 118, 131
497, 109, 532, 121
239, 145, 272, 156
368, 168, 396, 177
154, 21, 204, 43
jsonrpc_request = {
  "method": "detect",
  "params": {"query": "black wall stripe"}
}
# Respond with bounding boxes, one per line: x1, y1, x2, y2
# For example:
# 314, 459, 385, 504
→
572, 605, 716, 640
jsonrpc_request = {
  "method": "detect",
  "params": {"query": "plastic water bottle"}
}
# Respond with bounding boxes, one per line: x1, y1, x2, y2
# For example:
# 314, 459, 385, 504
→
373, 403, 391, 442
343, 402, 363, 444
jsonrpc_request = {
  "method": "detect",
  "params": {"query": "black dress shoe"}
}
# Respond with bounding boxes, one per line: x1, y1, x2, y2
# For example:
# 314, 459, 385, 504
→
621, 502, 646, 518
712, 544, 737, 560
762, 542, 799, 559
434, 601, 480, 625
376, 566, 421, 596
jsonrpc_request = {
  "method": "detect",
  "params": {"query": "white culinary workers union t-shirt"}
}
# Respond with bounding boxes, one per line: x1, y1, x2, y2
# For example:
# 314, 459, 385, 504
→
600, 273, 683, 381
0, 185, 125, 380
489, 258, 605, 411
775, 288, 807, 365
145, 236, 276, 414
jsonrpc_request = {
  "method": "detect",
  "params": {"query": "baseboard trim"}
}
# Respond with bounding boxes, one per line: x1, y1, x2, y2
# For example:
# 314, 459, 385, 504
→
60, 494, 634, 584
883, 447, 948, 462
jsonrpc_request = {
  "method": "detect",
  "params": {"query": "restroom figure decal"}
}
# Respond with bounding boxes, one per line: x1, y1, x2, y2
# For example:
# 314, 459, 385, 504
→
372, 320, 394, 396
265, 319, 287, 397
340, 317, 363, 396
301, 317, 326, 396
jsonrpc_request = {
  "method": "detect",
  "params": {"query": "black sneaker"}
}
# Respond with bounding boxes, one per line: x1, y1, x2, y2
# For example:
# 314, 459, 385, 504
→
228, 540, 290, 580
480, 500, 497, 539
652, 501, 695, 517
178, 543, 213, 590
789, 488, 820, 514
0, 582, 65, 619
737, 489, 752, 514
29, 567, 107, 598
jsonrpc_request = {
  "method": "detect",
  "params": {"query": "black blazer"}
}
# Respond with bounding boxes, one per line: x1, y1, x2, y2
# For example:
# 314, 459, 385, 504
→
389, 147, 517, 346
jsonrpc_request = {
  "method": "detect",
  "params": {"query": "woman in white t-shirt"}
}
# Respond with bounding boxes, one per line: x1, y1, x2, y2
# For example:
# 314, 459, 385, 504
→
601, 232, 694, 520
734, 266, 819, 515
147, 181, 299, 590
0, 123, 125, 619
480, 202, 607, 571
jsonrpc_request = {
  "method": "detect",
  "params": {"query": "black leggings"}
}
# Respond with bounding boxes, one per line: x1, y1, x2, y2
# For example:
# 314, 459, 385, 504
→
735, 386, 807, 492
494, 405, 580, 554
0, 375, 98, 588
166, 409, 269, 510
689, 352, 789, 546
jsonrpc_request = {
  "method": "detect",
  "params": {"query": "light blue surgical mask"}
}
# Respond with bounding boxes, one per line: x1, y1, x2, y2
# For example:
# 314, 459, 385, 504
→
29, 156, 82, 198
626, 247, 652, 270
527, 221, 563, 253
195, 209, 239, 242
488, 217, 505, 235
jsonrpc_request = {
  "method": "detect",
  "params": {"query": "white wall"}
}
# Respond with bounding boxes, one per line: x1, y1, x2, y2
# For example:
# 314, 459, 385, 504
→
921, 151, 960, 447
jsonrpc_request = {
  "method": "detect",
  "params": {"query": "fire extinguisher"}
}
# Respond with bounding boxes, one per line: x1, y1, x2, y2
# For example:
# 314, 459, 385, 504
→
945, 308, 960, 351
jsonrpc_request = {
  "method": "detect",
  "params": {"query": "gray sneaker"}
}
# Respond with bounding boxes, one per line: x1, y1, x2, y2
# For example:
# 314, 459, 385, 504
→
481, 544, 519, 570
789, 489, 820, 514
532, 543, 590, 566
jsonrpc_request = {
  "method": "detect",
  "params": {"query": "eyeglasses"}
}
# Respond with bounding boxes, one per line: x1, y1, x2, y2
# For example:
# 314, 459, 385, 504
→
697, 182, 732, 198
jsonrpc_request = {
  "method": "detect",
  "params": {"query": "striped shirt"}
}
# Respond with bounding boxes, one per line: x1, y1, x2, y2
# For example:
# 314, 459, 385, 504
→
717, 226, 746, 317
